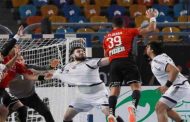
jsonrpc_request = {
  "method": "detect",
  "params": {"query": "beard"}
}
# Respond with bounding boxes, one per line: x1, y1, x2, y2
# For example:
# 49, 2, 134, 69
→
75, 56, 86, 61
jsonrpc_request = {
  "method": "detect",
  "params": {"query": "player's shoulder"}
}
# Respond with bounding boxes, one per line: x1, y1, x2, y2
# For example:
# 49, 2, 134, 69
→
85, 58, 100, 63
152, 53, 172, 65
86, 58, 101, 61
85, 58, 101, 68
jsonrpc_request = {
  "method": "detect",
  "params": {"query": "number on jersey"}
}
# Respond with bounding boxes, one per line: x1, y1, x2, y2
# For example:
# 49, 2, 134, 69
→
107, 36, 122, 48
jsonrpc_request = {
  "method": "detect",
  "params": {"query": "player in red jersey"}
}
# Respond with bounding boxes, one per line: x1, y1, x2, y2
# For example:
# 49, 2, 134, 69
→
103, 8, 158, 122
0, 26, 28, 122
0, 47, 21, 122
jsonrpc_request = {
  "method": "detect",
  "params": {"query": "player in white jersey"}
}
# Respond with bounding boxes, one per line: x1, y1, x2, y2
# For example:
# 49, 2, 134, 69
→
146, 41, 189, 122
34, 46, 123, 122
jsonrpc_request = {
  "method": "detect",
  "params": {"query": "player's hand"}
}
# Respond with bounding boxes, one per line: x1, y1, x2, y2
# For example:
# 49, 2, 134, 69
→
44, 73, 53, 80
14, 46, 21, 56
157, 86, 168, 94
50, 59, 60, 68
16, 25, 24, 36
146, 8, 159, 19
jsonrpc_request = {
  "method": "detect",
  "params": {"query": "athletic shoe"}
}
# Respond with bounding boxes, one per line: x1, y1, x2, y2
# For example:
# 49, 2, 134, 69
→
108, 114, 117, 122
128, 105, 136, 122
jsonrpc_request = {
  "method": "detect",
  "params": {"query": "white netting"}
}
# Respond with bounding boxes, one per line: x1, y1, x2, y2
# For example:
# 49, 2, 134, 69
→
0, 36, 88, 122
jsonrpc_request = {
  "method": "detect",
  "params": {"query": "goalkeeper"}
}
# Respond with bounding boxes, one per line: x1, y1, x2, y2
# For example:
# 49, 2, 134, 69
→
31, 46, 124, 122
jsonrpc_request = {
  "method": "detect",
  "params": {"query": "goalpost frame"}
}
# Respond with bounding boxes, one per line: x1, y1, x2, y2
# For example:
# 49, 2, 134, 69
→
0, 33, 92, 59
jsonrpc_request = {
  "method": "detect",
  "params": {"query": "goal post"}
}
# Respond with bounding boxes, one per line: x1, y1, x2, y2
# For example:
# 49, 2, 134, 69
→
0, 34, 92, 122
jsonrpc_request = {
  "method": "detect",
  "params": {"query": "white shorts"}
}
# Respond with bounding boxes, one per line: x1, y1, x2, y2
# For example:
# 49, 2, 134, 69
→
69, 84, 109, 112
160, 81, 190, 108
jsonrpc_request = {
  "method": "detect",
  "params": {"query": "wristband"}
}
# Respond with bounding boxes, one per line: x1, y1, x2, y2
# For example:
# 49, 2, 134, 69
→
38, 75, 45, 81
150, 17, 156, 23
165, 80, 173, 87
13, 34, 20, 41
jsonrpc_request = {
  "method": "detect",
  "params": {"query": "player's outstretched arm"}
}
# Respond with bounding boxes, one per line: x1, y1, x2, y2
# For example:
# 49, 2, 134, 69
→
98, 57, 110, 67
26, 59, 60, 71
23, 73, 49, 81
44, 72, 54, 80
1, 25, 24, 57
5, 47, 20, 69
138, 8, 158, 35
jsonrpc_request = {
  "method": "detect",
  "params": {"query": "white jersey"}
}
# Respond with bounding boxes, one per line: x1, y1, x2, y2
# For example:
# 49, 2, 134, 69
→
151, 53, 188, 86
0, 64, 6, 82
52, 58, 102, 86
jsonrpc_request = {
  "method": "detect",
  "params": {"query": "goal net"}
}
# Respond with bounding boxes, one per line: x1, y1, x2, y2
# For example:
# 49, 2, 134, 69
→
0, 35, 88, 122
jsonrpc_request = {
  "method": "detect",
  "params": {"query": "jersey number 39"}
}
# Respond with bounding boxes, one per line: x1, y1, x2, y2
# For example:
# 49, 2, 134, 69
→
107, 36, 122, 49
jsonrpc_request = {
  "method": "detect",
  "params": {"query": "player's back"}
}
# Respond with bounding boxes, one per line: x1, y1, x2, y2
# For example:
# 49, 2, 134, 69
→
103, 28, 139, 62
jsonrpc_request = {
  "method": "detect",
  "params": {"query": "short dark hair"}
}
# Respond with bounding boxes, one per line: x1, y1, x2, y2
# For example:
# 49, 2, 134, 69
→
112, 17, 124, 28
147, 41, 164, 55
69, 46, 85, 55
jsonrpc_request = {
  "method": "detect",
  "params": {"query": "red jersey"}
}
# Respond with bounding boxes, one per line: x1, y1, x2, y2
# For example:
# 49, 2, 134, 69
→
0, 56, 33, 88
103, 28, 139, 62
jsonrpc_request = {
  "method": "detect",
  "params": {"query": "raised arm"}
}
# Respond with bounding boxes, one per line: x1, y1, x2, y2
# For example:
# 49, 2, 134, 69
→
138, 8, 158, 35
1, 25, 24, 57
5, 47, 20, 69
23, 73, 49, 81
23, 70, 55, 81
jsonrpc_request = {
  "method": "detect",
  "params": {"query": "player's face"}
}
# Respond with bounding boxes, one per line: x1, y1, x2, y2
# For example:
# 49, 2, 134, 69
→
146, 45, 152, 57
73, 48, 86, 61
16, 56, 25, 65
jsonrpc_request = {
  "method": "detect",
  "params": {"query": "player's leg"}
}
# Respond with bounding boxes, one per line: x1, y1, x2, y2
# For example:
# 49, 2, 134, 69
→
19, 92, 55, 122
130, 82, 141, 109
13, 102, 27, 122
108, 60, 122, 116
0, 105, 8, 122
108, 59, 126, 122
108, 83, 121, 122
167, 109, 184, 122
126, 63, 141, 109
63, 98, 92, 122
128, 82, 141, 122
0, 89, 9, 122
2, 90, 27, 122
157, 84, 190, 122
63, 106, 78, 122
109, 86, 121, 116
123, 62, 141, 122
101, 105, 109, 116
155, 101, 169, 122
